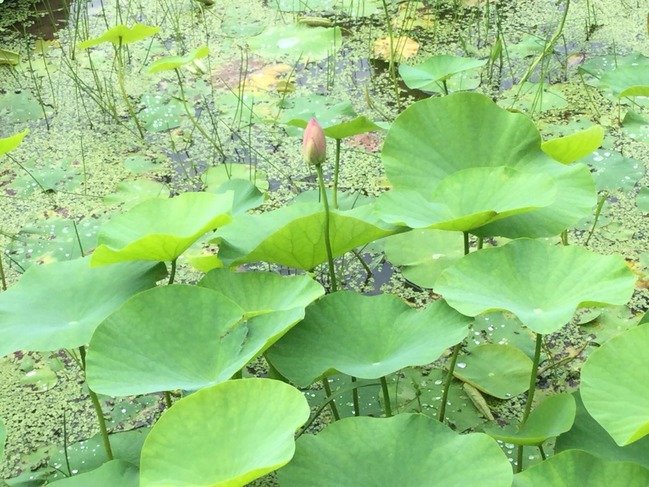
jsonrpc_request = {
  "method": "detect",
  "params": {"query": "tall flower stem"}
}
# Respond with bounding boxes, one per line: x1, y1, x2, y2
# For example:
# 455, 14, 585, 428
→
78, 346, 113, 460
516, 332, 543, 473
115, 40, 145, 139
315, 164, 337, 292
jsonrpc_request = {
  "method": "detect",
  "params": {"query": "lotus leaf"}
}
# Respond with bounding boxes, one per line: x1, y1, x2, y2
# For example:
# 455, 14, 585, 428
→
541, 125, 604, 164
140, 379, 309, 487
0, 258, 165, 358
91, 191, 233, 265
247, 24, 342, 61
0, 129, 28, 156
78, 24, 160, 48
266, 291, 470, 386
47, 460, 138, 487
436, 239, 635, 334
600, 64, 649, 98
147, 46, 209, 73
399, 54, 487, 92
279, 414, 513, 486
580, 324, 649, 446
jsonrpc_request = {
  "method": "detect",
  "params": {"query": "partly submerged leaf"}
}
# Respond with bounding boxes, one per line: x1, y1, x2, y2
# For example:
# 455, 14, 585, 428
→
485, 393, 576, 445
266, 291, 470, 386
91, 191, 233, 265
512, 450, 649, 487
47, 460, 138, 487
248, 24, 342, 61
436, 239, 635, 334
541, 125, 604, 164
0, 129, 29, 156
147, 46, 209, 73
78, 23, 160, 48
0, 258, 165, 358
140, 379, 309, 487
279, 414, 513, 487
581, 324, 649, 446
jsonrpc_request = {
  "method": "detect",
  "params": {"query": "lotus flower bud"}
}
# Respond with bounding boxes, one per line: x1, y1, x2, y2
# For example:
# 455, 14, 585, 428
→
302, 118, 326, 166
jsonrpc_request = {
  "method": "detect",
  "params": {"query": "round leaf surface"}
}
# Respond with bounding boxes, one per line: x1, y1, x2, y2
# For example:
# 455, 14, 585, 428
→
78, 23, 160, 48
399, 54, 487, 92
91, 192, 233, 265
437, 239, 635, 334
148, 46, 209, 73
266, 291, 470, 386
279, 414, 513, 487
454, 344, 533, 399
0, 258, 165, 358
47, 460, 138, 487
140, 379, 309, 487
512, 450, 649, 487
581, 324, 649, 446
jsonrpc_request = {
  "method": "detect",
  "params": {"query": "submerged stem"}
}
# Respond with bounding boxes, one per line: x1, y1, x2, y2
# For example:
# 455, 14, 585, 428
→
315, 164, 337, 292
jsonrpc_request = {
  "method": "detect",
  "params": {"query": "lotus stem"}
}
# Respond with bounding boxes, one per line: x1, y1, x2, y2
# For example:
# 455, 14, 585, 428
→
517, 332, 543, 473
322, 378, 340, 421
379, 0, 402, 111
168, 258, 177, 285
351, 376, 360, 416
333, 138, 341, 209
585, 191, 608, 246
164, 391, 173, 409
315, 164, 337, 292
115, 41, 145, 139
0, 250, 6, 291
380, 376, 393, 417
78, 346, 113, 461
438, 342, 461, 422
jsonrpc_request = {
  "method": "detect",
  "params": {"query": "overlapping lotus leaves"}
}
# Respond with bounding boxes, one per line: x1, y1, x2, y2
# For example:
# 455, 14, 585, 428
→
600, 64, 649, 98
399, 54, 487, 92
436, 239, 635, 334
580, 324, 649, 446
214, 202, 403, 270
0, 258, 165, 358
140, 379, 309, 487
78, 23, 160, 48
47, 460, 138, 487
91, 191, 233, 265
87, 273, 322, 396
266, 291, 471, 386
147, 46, 209, 73
485, 393, 576, 445
375, 166, 556, 231
512, 450, 649, 487
453, 344, 533, 399
541, 125, 604, 163
278, 414, 513, 486
381, 92, 595, 238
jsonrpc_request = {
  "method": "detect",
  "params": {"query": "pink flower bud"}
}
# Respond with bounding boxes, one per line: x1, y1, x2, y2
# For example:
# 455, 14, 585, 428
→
302, 118, 326, 166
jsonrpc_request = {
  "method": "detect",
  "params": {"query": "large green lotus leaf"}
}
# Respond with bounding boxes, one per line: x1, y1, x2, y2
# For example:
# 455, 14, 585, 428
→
436, 239, 635, 334
541, 125, 604, 164
555, 392, 649, 469
453, 344, 533, 399
91, 191, 233, 265
512, 450, 649, 487
0, 129, 28, 156
214, 202, 402, 270
399, 54, 487, 92
383, 229, 465, 289
376, 166, 556, 231
247, 24, 342, 61
86, 285, 254, 395
78, 23, 160, 48
580, 324, 649, 446
279, 414, 513, 486
266, 291, 470, 386
600, 65, 649, 98
147, 46, 209, 73
140, 379, 309, 487
48, 460, 138, 487
0, 258, 165, 358
485, 393, 576, 445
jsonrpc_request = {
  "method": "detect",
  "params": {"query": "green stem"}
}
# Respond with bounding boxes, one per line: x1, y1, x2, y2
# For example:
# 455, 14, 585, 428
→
438, 342, 461, 422
560, 229, 568, 246
379, 0, 401, 110
517, 333, 543, 473
315, 164, 337, 292
168, 258, 177, 285
463, 231, 470, 255
78, 346, 113, 461
333, 138, 341, 209
0, 250, 6, 291
116, 42, 145, 139
322, 378, 340, 421
164, 391, 173, 409
585, 191, 608, 246
351, 376, 360, 416
380, 376, 393, 417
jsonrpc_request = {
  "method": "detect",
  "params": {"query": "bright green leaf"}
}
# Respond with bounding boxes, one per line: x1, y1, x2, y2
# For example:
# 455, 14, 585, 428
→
140, 379, 309, 487
284, 115, 383, 139
399, 54, 487, 92
0, 129, 28, 156
147, 46, 209, 73
600, 64, 649, 98
47, 460, 138, 487
78, 24, 160, 48
248, 24, 342, 61
541, 125, 605, 164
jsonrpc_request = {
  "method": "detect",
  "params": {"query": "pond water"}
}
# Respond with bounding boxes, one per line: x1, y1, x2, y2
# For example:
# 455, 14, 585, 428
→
1, 0, 649, 482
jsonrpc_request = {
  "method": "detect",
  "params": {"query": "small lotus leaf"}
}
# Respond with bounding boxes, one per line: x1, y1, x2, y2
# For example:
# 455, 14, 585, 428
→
91, 191, 233, 265
284, 115, 383, 139
581, 324, 649, 446
436, 239, 635, 334
266, 291, 470, 386
485, 393, 576, 445
512, 450, 649, 487
147, 46, 209, 73
555, 392, 649, 469
454, 344, 533, 399
140, 379, 309, 487
47, 460, 138, 487
78, 24, 160, 48
0, 129, 28, 156
0, 258, 165, 358
399, 54, 487, 92
541, 125, 604, 164
376, 166, 556, 231
383, 229, 465, 289
279, 414, 513, 486
600, 65, 649, 98
248, 24, 342, 61
214, 202, 402, 270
